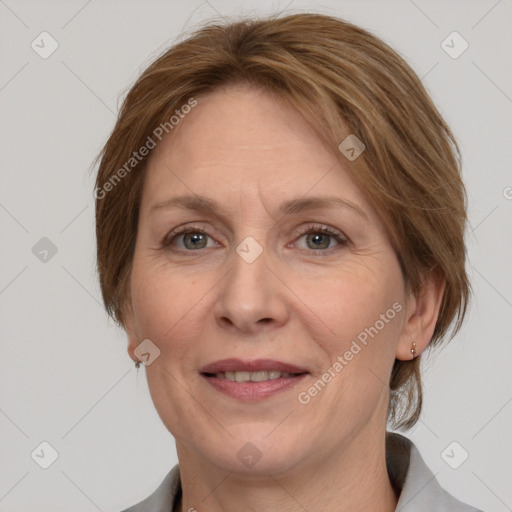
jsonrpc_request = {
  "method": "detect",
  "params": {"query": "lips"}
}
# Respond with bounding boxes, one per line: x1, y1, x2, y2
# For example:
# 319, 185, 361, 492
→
200, 358, 309, 400
200, 358, 309, 374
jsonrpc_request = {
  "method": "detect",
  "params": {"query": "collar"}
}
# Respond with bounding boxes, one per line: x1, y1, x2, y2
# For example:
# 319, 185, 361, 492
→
121, 433, 482, 511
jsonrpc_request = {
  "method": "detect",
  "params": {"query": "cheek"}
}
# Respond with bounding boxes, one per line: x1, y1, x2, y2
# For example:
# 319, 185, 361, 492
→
129, 260, 207, 356
309, 256, 404, 355
307, 270, 404, 431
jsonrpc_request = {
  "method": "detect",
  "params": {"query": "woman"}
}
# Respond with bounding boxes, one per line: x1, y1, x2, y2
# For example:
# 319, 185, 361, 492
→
94, 12, 482, 512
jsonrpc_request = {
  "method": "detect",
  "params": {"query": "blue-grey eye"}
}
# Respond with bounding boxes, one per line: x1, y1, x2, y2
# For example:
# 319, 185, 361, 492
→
182, 232, 208, 250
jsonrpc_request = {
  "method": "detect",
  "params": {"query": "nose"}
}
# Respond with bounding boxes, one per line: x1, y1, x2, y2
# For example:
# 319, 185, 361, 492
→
213, 240, 289, 335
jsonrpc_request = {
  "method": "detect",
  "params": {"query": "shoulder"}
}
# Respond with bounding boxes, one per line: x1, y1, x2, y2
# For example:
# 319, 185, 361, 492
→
119, 464, 181, 512
389, 432, 484, 512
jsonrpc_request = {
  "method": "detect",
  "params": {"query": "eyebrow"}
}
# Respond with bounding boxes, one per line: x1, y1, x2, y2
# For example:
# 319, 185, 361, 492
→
149, 194, 368, 220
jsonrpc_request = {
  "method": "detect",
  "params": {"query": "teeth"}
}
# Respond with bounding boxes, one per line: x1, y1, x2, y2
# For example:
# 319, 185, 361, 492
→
215, 370, 292, 381
235, 371, 250, 382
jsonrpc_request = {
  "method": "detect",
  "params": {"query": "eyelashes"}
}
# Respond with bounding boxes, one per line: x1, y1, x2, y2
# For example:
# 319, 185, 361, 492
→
291, 224, 348, 253
162, 223, 349, 257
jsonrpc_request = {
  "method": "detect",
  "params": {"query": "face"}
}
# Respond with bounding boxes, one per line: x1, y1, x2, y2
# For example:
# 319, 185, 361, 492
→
126, 84, 413, 475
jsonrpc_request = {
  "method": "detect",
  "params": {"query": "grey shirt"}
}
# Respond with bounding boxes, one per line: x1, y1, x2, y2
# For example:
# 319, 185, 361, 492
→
121, 433, 483, 512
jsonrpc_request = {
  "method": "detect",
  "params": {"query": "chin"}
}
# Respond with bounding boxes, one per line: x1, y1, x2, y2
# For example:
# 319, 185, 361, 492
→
196, 425, 315, 477
213, 445, 306, 477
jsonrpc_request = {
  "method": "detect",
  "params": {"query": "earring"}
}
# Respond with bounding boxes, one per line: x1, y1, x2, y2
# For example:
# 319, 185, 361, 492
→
411, 342, 417, 359
135, 360, 141, 369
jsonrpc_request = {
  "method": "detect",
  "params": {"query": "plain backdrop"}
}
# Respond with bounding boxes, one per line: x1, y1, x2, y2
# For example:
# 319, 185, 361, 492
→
1, 0, 511, 511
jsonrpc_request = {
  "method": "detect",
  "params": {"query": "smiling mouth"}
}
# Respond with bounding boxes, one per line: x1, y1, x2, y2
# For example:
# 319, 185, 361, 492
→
202, 370, 307, 382
199, 358, 310, 400
200, 369, 309, 401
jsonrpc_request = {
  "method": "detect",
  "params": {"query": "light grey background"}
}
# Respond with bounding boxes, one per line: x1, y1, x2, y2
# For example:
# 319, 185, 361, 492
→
1, 0, 511, 511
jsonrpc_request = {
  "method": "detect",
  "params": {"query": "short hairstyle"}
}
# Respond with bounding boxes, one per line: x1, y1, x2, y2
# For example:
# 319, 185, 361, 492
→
93, 12, 471, 430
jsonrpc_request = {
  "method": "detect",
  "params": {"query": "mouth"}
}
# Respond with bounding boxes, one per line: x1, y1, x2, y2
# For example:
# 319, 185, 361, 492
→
199, 358, 309, 400
203, 370, 305, 382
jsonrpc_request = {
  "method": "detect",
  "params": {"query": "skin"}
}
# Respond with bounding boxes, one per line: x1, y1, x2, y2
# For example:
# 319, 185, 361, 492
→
125, 83, 445, 512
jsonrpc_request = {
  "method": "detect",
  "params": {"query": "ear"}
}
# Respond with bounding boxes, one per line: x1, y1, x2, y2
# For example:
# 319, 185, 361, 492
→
395, 268, 445, 361
124, 302, 140, 364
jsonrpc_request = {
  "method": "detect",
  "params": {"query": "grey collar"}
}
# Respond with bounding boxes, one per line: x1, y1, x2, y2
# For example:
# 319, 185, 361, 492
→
121, 432, 483, 511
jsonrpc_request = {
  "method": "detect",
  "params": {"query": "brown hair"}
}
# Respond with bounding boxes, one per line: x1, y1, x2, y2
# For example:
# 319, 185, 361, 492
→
93, 12, 471, 429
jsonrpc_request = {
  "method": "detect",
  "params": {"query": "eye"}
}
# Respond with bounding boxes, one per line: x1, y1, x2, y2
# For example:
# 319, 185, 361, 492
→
163, 224, 218, 251
292, 224, 348, 254
162, 223, 348, 254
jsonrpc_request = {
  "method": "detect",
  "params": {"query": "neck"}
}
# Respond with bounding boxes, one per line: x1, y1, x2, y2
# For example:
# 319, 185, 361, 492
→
174, 426, 398, 512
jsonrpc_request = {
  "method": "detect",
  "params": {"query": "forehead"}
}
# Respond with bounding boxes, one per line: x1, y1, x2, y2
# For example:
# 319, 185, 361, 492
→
140, 84, 376, 223
152, 84, 334, 166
